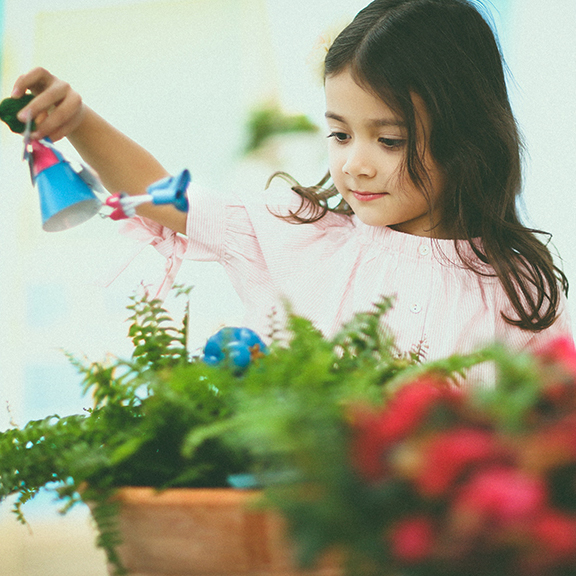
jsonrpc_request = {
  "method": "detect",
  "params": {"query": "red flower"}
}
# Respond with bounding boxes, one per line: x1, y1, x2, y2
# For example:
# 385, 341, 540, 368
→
531, 510, 576, 560
454, 467, 547, 525
349, 378, 458, 481
536, 336, 576, 375
389, 516, 435, 563
415, 428, 501, 497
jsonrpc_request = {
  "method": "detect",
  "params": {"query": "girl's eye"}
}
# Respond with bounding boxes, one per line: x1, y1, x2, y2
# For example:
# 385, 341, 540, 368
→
327, 132, 350, 143
379, 137, 406, 149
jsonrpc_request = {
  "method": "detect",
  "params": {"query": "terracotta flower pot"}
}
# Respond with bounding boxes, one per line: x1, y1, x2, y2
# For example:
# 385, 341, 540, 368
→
107, 487, 341, 576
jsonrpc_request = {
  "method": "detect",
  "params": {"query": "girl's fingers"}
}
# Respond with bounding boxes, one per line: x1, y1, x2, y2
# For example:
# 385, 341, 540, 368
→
31, 91, 84, 141
13, 67, 68, 116
11, 67, 55, 98
17, 81, 69, 122
40, 122, 78, 142
11, 67, 83, 141
34, 111, 49, 126
33, 113, 83, 143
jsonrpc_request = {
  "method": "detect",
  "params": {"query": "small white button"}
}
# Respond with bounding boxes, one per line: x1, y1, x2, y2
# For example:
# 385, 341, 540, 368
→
418, 244, 430, 256
410, 303, 422, 314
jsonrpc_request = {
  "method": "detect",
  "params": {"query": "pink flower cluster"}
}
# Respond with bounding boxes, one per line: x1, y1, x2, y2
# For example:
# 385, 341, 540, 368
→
348, 336, 576, 576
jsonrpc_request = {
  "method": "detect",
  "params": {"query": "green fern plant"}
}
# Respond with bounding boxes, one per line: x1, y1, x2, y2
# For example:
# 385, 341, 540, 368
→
0, 286, 242, 574
0, 286, 492, 575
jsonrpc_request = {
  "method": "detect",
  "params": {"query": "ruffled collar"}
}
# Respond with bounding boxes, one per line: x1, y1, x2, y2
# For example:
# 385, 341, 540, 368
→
351, 216, 491, 271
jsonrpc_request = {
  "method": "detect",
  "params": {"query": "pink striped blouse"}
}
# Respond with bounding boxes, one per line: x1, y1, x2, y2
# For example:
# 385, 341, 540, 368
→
122, 180, 573, 382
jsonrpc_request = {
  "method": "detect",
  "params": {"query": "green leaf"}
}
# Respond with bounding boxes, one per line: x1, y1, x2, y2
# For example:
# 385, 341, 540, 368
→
0, 94, 35, 133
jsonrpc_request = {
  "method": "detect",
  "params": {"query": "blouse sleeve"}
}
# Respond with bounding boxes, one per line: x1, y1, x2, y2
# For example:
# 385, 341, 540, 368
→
114, 182, 228, 299
117, 183, 274, 306
112, 215, 188, 299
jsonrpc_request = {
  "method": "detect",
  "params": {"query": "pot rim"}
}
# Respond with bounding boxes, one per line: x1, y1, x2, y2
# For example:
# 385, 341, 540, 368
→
110, 486, 263, 507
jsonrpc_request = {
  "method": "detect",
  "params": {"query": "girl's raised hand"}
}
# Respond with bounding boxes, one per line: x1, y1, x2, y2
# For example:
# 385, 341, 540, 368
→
11, 67, 85, 142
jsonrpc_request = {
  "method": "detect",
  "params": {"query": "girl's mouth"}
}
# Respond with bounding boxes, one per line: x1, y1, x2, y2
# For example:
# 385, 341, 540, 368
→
352, 191, 389, 202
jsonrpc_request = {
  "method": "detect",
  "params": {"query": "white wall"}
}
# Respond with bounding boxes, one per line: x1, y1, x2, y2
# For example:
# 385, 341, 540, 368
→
507, 0, 576, 323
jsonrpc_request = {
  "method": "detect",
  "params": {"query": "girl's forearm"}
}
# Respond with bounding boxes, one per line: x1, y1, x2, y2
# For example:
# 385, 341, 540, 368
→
68, 106, 187, 234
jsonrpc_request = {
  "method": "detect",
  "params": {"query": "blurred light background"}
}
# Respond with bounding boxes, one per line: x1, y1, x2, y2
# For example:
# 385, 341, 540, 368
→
0, 0, 574, 574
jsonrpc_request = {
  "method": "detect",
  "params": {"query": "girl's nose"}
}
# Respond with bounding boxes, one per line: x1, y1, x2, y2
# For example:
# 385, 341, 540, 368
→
342, 144, 376, 178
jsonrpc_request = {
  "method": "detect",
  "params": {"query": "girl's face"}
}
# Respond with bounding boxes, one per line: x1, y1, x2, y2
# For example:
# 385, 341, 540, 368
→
325, 70, 447, 237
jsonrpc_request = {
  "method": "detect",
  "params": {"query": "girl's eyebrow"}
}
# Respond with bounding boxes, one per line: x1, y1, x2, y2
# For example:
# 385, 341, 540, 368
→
325, 111, 405, 127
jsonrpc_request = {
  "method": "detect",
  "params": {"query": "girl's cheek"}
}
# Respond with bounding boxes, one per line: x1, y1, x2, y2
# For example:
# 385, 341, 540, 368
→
327, 151, 343, 175
333, 145, 350, 167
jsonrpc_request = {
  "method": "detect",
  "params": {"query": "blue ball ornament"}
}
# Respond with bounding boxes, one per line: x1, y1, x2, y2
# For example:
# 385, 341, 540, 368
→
202, 327, 267, 371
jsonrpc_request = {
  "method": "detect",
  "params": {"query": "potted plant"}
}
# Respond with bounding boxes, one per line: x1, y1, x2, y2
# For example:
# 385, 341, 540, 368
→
0, 288, 433, 575
4, 282, 562, 576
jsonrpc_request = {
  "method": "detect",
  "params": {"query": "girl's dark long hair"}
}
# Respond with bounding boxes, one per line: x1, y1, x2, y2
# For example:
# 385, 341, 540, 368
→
274, 0, 568, 332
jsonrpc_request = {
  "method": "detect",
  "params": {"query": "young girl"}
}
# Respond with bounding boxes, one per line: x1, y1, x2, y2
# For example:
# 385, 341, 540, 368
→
11, 0, 572, 370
